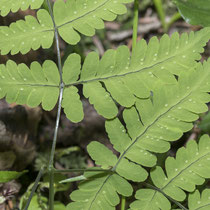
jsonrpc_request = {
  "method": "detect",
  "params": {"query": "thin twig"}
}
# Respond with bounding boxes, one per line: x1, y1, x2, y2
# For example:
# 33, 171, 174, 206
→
23, 168, 44, 210
46, 0, 63, 82
132, 0, 139, 50
121, 196, 126, 210
46, 1, 64, 210
54, 168, 112, 173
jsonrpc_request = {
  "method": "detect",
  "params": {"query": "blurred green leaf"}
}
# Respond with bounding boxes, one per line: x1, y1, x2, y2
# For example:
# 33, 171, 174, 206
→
199, 112, 210, 133
55, 146, 80, 159
0, 170, 27, 183
173, 0, 210, 26
26, 194, 47, 210
54, 201, 66, 210
0, 196, 6, 204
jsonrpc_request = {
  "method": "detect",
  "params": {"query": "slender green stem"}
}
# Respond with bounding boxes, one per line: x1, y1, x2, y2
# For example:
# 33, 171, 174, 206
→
46, 0, 63, 83
132, 0, 139, 51
121, 196, 126, 210
145, 183, 188, 210
153, 0, 167, 32
54, 168, 112, 173
23, 168, 44, 210
46, 0, 64, 210
166, 12, 181, 31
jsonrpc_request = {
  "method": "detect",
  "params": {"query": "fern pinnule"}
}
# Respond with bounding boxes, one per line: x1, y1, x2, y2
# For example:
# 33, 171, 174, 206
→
129, 135, 210, 210
67, 170, 133, 210
53, 0, 134, 45
0, 0, 44, 17
0, 9, 54, 55
188, 189, 210, 210
0, 60, 59, 110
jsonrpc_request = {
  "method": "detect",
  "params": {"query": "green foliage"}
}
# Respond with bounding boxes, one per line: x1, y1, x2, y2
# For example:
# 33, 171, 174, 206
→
188, 189, 210, 210
0, 170, 27, 183
153, 0, 181, 32
62, 28, 210, 122
129, 135, 210, 210
1, 28, 210, 123
0, 0, 133, 55
199, 112, 210, 134
174, 0, 210, 27
0, 9, 54, 55
21, 194, 47, 210
66, 170, 133, 210
1, 0, 210, 210
20, 173, 70, 209
0, 0, 44, 16
0, 60, 60, 110
20, 193, 66, 210
68, 60, 210, 209
54, 0, 134, 45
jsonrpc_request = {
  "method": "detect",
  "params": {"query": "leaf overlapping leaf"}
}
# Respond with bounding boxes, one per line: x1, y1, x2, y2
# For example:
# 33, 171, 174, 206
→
62, 28, 210, 122
129, 135, 210, 210
54, 0, 134, 45
0, 0, 44, 17
174, 0, 210, 27
0, 0, 133, 54
67, 60, 210, 209
1, 28, 210, 122
188, 189, 210, 210
66, 170, 133, 210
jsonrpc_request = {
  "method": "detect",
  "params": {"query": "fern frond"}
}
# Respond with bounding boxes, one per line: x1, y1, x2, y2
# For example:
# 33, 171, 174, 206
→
0, 60, 59, 110
188, 189, 210, 210
66, 170, 133, 210
53, 0, 134, 45
67, 60, 210, 210
129, 135, 210, 210
67, 61, 210, 209
0, 0, 44, 17
62, 28, 210, 122
0, 9, 54, 55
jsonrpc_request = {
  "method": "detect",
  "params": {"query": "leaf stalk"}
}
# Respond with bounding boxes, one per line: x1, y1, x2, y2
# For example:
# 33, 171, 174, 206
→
23, 167, 44, 210
54, 168, 112, 173
132, 0, 139, 51
46, 0, 64, 209
145, 183, 188, 210
121, 196, 126, 210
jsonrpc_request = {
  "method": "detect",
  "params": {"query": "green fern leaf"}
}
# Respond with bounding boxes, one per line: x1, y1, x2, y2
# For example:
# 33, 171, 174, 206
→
53, 0, 134, 45
87, 141, 118, 169
62, 28, 210, 122
66, 170, 133, 210
0, 0, 44, 17
129, 189, 171, 210
0, 170, 27, 183
68, 60, 210, 209
0, 60, 59, 110
188, 189, 210, 210
0, 9, 54, 55
129, 135, 210, 210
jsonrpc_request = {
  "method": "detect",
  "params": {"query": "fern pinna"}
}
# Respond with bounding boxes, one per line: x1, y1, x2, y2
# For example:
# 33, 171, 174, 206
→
0, 0, 210, 210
